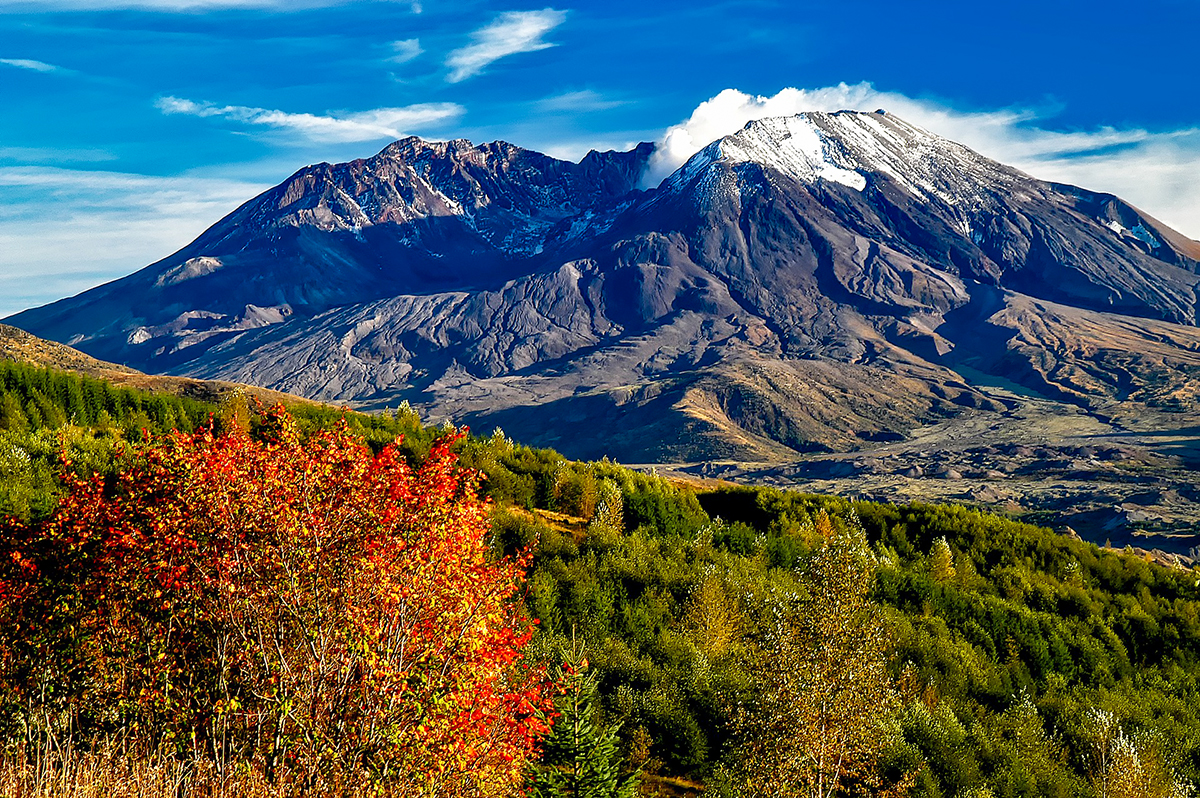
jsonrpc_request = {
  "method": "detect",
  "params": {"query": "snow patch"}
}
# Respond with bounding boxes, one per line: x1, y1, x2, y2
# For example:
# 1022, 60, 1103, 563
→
656, 110, 1024, 212
156, 256, 224, 288
1104, 219, 1161, 250
717, 116, 867, 191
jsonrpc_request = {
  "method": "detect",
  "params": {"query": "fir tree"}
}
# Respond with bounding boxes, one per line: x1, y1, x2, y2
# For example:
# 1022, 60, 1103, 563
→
529, 638, 640, 798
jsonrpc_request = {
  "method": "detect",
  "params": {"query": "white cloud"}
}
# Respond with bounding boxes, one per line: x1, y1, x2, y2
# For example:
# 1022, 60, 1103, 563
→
646, 84, 1200, 239
1029, 135, 1200, 235
156, 96, 464, 143
0, 58, 60, 72
445, 8, 565, 83
0, 166, 271, 317
388, 37, 422, 64
536, 89, 626, 113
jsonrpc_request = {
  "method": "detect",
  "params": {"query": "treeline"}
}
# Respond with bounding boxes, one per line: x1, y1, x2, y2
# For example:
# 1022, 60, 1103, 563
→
0, 360, 213, 434
1, 360, 1198, 796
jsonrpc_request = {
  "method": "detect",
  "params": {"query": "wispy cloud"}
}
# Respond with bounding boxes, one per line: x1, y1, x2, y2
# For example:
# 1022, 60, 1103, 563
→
387, 38, 422, 64
536, 89, 625, 113
0, 58, 61, 72
0, 166, 270, 317
445, 8, 565, 83
0, 0, 413, 9
156, 96, 464, 143
0, 146, 116, 163
647, 84, 1200, 239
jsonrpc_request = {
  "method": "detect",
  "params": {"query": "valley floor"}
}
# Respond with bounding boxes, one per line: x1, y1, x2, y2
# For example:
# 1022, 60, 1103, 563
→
643, 386, 1200, 565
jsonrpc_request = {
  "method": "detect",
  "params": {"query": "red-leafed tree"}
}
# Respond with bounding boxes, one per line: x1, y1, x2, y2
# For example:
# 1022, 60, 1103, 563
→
0, 406, 554, 797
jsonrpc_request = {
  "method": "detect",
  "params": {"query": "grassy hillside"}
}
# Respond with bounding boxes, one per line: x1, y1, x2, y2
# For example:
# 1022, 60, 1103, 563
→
0, 357, 440, 521
0, 322, 324, 408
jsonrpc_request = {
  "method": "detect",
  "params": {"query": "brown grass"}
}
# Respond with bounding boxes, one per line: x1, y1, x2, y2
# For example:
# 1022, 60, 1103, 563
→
2, 743, 210, 798
0, 743, 686, 798
0, 740, 383, 798
639, 774, 705, 797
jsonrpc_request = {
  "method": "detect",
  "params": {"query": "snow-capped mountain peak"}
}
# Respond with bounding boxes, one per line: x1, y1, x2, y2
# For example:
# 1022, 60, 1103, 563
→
714, 113, 867, 190
11, 106, 1200, 469
662, 110, 1023, 208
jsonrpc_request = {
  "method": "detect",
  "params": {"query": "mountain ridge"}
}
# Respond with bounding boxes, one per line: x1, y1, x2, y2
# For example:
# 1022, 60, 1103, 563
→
8, 110, 1200, 470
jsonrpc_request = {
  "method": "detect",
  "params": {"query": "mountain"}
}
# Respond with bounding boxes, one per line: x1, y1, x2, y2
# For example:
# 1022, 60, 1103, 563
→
9, 137, 652, 372
9, 111, 1200, 473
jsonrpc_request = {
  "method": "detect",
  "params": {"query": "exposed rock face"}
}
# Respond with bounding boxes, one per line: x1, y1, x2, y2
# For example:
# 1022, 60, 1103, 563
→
9, 111, 1200, 463
10, 138, 653, 369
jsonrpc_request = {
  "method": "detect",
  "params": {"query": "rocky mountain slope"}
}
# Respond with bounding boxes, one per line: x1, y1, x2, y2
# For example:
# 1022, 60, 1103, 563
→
9, 111, 1200, 478
10, 138, 652, 372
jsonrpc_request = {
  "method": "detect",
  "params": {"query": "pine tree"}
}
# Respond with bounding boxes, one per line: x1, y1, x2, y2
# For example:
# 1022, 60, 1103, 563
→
529, 638, 640, 798
22, 398, 44, 430
29, 389, 65, 429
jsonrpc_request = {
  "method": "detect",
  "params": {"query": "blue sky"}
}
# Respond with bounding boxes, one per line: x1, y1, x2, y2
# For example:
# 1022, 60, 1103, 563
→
2, 0, 1199, 317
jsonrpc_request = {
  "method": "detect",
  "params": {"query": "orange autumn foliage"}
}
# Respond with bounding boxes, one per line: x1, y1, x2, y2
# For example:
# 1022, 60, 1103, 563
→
0, 406, 554, 797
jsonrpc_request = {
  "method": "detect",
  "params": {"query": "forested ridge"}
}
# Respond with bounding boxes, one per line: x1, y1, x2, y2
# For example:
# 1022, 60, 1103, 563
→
1, 358, 1198, 797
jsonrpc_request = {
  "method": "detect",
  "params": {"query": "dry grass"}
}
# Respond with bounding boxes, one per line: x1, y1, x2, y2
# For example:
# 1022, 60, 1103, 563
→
639, 774, 705, 798
2, 745, 203, 798
0, 741, 381, 798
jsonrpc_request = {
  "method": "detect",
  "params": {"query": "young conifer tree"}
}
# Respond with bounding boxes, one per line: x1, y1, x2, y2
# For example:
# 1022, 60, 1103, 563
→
528, 636, 640, 798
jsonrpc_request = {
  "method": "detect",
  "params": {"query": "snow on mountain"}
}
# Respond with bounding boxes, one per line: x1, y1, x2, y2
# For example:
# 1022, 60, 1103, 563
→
709, 114, 868, 191
662, 110, 1025, 209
